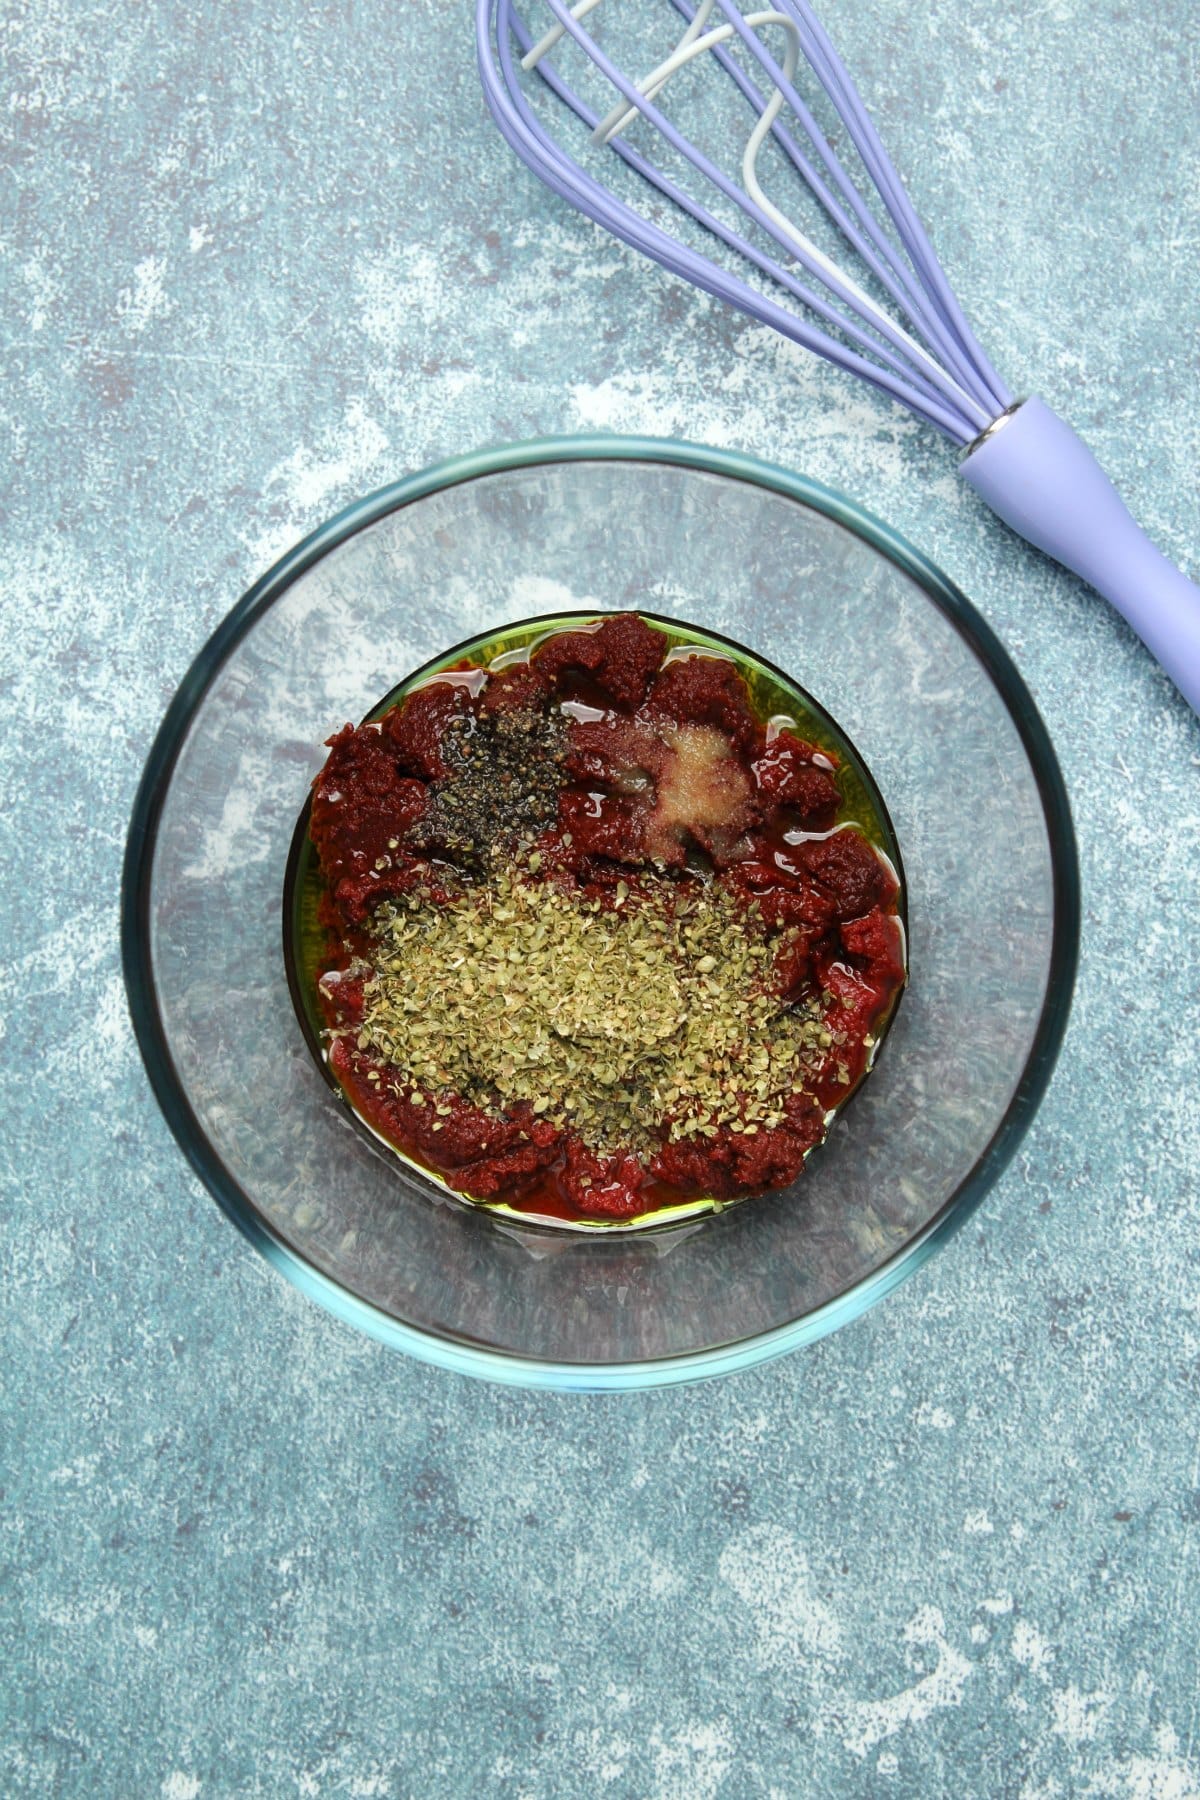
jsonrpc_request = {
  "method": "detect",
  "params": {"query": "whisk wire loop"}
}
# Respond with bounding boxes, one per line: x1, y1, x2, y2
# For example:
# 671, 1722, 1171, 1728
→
690, 0, 1007, 416
528, 0, 992, 433
487, 0, 979, 434
769, 0, 1011, 407
484, 0, 1012, 438
591, 5, 924, 360
594, 0, 721, 140
661, 1, 986, 408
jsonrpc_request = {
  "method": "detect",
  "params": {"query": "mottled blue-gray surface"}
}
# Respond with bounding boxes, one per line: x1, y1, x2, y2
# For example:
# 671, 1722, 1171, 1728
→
3, 0, 1199, 1795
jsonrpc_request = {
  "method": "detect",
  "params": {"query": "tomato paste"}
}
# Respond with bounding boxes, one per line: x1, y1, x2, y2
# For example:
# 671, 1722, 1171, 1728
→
304, 613, 905, 1225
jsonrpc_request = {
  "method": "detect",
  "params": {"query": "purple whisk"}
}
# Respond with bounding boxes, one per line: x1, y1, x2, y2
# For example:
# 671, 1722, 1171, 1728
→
478, 0, 1200, 716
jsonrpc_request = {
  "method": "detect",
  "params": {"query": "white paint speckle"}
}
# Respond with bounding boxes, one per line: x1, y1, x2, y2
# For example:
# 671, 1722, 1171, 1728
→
118, 255, 171, 333
1051, 1684, 1112, 1745
649, 1722, 733, 1800
161, 1777, 201, 1800
23, 251, 59, 330
264, 399, 389, 516
1081, 1737, 1200, 1800
963, 1510, 995, 1535
840, 1607, 972, 1758
1012, 1619, 1055, 1681
718, 1525, 842, 1670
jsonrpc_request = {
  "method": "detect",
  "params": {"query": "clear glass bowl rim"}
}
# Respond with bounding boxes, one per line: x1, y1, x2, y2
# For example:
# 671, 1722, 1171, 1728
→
121, 435, 1080, 1391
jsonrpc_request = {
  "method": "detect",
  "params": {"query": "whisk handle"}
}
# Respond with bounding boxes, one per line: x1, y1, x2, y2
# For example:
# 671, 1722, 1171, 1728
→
961, 397, 1200, 716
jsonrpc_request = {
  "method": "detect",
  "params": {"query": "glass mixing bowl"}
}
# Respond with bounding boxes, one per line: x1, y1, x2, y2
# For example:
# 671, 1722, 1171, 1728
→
122, 438, 1078, 1390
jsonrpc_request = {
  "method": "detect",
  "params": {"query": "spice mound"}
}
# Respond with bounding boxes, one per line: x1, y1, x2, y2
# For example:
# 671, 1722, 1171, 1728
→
306, 613, 906, 1224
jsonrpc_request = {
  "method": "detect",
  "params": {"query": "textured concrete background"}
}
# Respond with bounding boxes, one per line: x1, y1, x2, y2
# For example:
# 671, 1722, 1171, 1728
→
3, 0, 1199, 1794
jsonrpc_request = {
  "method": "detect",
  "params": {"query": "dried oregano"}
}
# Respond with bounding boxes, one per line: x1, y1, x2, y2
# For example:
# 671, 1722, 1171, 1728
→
348, 856, 834, 1154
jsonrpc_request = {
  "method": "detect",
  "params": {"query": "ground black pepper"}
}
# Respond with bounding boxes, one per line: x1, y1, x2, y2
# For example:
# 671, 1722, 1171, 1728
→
410, 704, 567, 870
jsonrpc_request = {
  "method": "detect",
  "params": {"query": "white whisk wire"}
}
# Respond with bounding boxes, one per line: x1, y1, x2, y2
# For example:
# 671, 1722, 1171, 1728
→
526, 0, 993, 434
661, 0, 989, 410
723, 0, 1011, 407
492, 3, 981, 434
684, 0, 1008, 415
